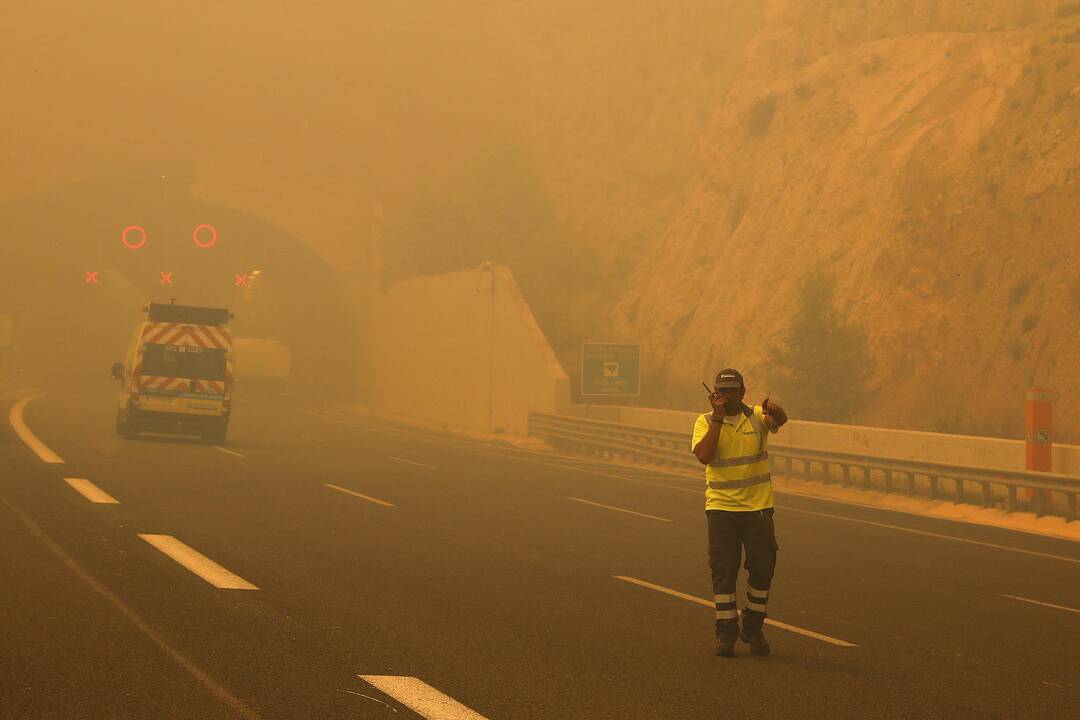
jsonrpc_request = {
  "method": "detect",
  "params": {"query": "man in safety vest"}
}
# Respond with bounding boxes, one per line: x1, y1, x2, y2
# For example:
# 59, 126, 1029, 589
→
691, 368, 788, 657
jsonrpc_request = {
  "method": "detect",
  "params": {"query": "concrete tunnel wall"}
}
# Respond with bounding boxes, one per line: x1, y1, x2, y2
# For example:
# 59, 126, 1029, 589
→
374, 264, 570, 434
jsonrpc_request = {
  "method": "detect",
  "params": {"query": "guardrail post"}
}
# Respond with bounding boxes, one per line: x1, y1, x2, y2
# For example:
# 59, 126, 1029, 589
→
785, 457, 793, 478
821, 462, 830, 485
929, 475, 939, 500
884, 469, 892, 493
980, 482, 991, 509
804, 459, 811, 479
954, 477, 964, 504
842, 464, 851, 487
1034, 488, 1047, 518
1068, 493, 1076, 522
1006, 485, 1017, 513
862, 466, 870, 490
906, 472, 915, 496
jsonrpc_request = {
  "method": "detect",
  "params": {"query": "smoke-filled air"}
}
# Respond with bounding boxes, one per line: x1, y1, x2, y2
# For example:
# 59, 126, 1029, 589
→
1, 3, 1077, 719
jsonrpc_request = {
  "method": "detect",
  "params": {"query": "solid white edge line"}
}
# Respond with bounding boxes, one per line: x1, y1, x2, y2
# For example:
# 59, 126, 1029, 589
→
138, 534, 258, 590
359, 676, 489, 720
567, 496, 672, 522
324, 484, 396, 507
9, 394, 65, 464
612, 575, 858, 647
388, 456, 438, 470
214, 446, 246, 458
463, 449, 1080, 565
314, 411, 1080, 563
64, 478, 119, 504
784, 506, 1080, 565
999, 594, 1080, 615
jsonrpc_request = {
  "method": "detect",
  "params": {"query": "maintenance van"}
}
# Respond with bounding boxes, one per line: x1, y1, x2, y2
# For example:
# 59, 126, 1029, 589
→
112, 303, 234, 443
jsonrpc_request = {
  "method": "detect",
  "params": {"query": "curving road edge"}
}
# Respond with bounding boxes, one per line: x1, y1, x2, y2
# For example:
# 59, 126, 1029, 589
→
8, 392, 65, 464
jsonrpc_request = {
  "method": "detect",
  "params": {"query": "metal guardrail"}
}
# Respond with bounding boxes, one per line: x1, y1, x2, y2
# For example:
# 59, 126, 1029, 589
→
528, 412, 1079, 522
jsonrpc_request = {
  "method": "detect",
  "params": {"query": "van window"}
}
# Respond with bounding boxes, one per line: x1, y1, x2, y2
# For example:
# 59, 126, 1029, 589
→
142, 344, 226, 380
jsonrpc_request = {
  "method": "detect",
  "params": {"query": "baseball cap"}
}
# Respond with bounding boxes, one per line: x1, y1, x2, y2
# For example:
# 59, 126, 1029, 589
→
714, 368, 744, 389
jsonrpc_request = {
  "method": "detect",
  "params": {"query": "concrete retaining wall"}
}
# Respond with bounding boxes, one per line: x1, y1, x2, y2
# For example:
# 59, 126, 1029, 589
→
569, 404, 1080, 476
374, 264, 569, 434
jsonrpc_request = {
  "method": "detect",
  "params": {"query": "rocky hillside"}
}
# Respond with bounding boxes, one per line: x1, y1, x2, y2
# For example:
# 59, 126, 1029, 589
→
512, 1, 1080, 442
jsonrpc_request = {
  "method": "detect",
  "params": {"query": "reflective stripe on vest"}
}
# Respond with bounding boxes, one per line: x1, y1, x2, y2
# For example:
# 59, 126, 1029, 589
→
709, 451, 769, 468
708, 472, 772, 491
706, 404, 771, 494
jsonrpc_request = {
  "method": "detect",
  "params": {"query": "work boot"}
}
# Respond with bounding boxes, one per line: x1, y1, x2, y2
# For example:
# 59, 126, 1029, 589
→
715, 636, 737, 657
740, 610, 770, 656
714, 619, 739, 657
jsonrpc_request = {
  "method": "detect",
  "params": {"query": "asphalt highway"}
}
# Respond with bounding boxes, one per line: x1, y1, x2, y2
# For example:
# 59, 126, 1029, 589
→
2, 386, 1078, 719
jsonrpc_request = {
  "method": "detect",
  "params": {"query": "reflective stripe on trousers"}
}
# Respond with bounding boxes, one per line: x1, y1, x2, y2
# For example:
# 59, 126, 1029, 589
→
745, 585, 769, 614
714, 592, 737, 620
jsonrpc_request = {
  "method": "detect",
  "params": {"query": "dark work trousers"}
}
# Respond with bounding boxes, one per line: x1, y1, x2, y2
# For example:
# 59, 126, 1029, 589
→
707, 508, 778, 640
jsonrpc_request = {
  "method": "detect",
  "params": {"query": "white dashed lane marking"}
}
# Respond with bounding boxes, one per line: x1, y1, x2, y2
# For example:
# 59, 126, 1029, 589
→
388, 456, 438, 470
324, 484, 396, 508
214, 446, 246, 458
613, 575, 858, 647
64, 478, 119, 504
138, 534, 258, 590
566, 496, 671, 522
359, 676, 489, 719
1, 496, 265, 719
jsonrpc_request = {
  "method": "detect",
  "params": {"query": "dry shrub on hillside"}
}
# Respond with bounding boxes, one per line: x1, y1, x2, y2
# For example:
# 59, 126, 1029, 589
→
771, 264, 872, 423
728, 194, 749, 232
859, 54, 883, 74
1056, 2, 1080, 18
1008, 275, 1036, 307
746, 94, 778, 136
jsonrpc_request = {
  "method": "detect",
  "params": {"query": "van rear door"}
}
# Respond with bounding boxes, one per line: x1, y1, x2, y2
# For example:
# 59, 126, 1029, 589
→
133, 322, 233, 414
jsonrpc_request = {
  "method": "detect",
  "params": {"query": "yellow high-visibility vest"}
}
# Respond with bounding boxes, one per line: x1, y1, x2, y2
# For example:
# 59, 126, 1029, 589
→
691, 405, 773, 511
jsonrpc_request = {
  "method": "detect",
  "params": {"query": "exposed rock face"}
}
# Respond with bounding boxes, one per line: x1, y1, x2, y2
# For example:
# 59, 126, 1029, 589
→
569, 2, 1080, 441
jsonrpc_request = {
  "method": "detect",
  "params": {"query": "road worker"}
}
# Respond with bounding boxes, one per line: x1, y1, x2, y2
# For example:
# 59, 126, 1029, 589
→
691, 368, 788, 657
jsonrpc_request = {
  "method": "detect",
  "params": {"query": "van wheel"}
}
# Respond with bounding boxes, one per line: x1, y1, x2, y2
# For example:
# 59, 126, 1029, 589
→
203, 427, 227, 445
116, 410, 139, 438
122, 411, 140, 439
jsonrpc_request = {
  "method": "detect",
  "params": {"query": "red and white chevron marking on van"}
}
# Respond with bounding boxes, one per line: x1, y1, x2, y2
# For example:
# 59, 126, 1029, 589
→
131, 322, 233, 398
139, 376, 226, 394
141, 322, 231, 349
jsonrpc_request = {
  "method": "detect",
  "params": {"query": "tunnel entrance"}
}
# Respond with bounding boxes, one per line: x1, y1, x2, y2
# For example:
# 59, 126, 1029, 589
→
0, 166, 362, 405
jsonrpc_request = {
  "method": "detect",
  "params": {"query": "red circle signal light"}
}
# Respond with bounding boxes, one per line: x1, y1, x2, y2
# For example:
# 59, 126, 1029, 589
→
192, 224, 218, 248
121, 225, 147, 249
